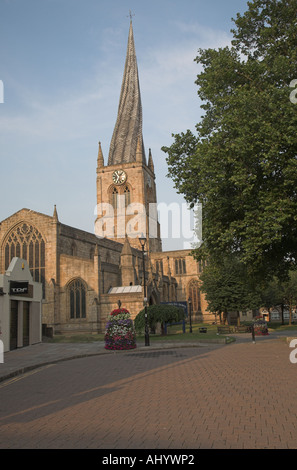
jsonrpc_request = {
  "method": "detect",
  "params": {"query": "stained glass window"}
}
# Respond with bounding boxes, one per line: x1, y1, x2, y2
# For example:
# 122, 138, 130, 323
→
68, 279, 86, 319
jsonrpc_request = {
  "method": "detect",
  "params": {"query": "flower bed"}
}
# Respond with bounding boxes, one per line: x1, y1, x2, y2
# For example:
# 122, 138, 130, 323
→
253, 320, 269, 336
104, 308, 137, 350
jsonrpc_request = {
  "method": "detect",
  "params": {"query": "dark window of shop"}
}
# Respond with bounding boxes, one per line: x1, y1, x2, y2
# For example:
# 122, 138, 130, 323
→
3, 224, 46, 297
23, 302, 30, 347
69, 279, 86, 319
10, 300, 18, 350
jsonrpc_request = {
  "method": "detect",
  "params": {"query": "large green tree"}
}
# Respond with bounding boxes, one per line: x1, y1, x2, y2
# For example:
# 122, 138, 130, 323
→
162, 0, 297, 280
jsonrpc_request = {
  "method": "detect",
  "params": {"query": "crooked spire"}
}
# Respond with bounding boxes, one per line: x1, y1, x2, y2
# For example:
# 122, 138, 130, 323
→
108, 21, 146, 166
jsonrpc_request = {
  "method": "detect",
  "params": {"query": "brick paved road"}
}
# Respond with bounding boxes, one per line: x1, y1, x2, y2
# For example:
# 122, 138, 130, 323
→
0, 339, 296, 449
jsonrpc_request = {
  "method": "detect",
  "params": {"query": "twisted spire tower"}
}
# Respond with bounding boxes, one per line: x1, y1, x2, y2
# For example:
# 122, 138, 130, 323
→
108, 20, 146, 166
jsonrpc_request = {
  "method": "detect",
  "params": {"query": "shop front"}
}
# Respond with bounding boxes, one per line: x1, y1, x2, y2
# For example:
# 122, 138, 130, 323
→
0, 258, 42, 352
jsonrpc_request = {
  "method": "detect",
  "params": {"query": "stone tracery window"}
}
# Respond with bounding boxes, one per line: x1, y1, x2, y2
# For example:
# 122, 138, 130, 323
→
3, 223, 45, 294
124, 185, 131, 207
188, 279, 201, 313
68, 278, 86, 319
175, 258, 186, 275
111, 187, 118, 209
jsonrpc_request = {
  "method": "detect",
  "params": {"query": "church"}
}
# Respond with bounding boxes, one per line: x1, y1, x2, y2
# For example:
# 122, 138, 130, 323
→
0, 21, 213, 347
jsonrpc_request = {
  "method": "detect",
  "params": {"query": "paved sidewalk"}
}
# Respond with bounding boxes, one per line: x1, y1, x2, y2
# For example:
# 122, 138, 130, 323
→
0, 340, 210, 382
0, 333, 297, 449
1, 329, 296, 383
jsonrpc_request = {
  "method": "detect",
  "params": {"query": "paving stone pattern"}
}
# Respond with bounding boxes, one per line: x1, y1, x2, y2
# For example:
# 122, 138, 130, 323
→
0, 339, 296, 449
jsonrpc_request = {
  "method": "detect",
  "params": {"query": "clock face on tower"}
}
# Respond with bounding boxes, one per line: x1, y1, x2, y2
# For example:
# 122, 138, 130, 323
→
112, 169, 127, 185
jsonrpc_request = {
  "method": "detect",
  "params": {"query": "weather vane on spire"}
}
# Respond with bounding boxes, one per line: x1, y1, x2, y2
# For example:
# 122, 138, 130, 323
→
127, 10, 135, 22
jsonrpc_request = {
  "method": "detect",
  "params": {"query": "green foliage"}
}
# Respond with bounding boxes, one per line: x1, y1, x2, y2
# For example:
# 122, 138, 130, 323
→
200, 256, 261, 314
282, 271, 297, 309
162, 0, 297, 280
134, 304, 185, 333
259, 270, 297, 324
260, 276, 284, 310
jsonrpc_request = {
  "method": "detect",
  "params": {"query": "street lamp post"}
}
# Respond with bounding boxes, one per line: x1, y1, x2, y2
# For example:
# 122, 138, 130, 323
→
139, 235, 150, 347
188, 297, 193, 333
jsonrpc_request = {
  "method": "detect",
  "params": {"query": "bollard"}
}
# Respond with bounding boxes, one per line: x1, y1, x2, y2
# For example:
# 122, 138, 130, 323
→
251, 323, 255, 343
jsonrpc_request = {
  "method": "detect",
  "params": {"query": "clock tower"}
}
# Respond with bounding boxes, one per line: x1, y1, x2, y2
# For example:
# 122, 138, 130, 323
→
95, 20, 162, 252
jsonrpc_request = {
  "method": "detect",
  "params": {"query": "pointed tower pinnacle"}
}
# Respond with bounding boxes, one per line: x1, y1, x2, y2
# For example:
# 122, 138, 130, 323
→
53, 204, 58, 221
97, 141, 104, 168
108, 20, 146, 166
148, 148, 154, 172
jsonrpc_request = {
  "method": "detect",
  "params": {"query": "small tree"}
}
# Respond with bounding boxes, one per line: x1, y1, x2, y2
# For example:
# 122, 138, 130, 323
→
200, 256, 261, 324
261, 272, 297, 325
281, 271, 297, 326
134, 304, 185, 335
260, 277, 285, 323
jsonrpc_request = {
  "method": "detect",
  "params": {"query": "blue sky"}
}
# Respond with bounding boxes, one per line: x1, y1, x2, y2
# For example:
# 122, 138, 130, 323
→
0, 0, 250, 250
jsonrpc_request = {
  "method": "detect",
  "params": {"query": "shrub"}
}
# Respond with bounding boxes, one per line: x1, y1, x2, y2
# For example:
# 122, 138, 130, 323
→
134, 304, 185, 334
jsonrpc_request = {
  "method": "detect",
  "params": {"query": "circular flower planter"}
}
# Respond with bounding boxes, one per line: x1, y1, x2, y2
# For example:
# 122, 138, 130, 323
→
104, 307, 137, 350
253, 320, 269, 336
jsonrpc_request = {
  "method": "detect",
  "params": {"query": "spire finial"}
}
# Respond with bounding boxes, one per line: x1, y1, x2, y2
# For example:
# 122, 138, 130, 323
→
127, 10, 135, 22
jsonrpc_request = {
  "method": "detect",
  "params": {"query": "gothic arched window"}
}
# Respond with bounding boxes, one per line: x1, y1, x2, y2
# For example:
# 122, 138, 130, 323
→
111, 187, 118, 209
71, 242, 77, 256
175, 258, 186, 275
68, 279, 86, 319
3, 223, 46, 295
188, 279, 201, 313
124, 185, 131, 207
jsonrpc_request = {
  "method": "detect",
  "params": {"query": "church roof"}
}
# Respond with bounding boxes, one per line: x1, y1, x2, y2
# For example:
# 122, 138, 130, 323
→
108, 285, 142, 294
108, 20, 146, 166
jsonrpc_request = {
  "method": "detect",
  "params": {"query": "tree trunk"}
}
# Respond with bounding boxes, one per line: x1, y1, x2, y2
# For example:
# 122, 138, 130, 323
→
289, 304, 292, 326
281, 303, 284, 325
218, 310, 222, 324
223, 311, 229, 325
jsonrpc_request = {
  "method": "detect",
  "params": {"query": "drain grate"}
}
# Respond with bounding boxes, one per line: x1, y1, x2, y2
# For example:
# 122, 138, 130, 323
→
126, 350, 185, 359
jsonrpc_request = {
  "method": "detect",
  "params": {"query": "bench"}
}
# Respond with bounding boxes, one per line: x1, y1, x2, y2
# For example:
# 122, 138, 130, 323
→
217, 326, 233, 334
234, 325, 249, 333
